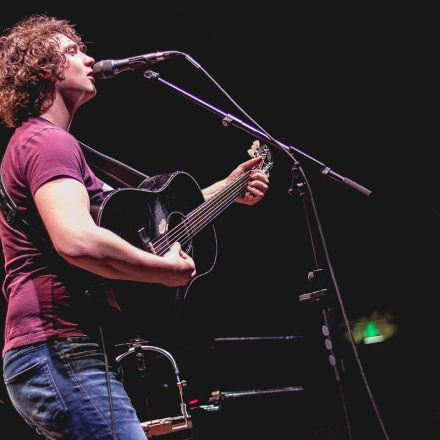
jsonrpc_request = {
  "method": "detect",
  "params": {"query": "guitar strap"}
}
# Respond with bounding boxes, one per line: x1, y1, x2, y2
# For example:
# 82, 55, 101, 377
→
0, 158, 54, 252
77, 141, 150, 189
0, 140, 150, 247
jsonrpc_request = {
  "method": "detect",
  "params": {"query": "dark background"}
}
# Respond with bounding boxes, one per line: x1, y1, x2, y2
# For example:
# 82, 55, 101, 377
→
0, 4, 439, 440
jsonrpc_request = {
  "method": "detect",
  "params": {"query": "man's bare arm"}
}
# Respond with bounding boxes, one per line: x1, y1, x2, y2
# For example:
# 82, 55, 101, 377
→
35, 178, 195, 287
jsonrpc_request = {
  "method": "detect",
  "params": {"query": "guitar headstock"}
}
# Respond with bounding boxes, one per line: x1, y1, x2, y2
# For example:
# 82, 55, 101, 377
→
247, 140, 273, 176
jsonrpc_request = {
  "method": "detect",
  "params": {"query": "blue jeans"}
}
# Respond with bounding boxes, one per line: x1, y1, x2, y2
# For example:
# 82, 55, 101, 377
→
3, 337, 147, 439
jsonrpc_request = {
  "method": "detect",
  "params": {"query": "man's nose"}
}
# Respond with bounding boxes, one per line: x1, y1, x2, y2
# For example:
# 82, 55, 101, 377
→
84, 53, 95, 66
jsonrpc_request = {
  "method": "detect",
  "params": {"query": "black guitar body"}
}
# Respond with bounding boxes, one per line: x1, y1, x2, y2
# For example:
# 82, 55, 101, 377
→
93, 171, 217, 340
91, 142, 272, 342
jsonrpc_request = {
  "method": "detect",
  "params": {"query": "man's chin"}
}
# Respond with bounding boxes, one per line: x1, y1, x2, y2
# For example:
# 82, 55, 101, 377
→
83, 88, 97, 102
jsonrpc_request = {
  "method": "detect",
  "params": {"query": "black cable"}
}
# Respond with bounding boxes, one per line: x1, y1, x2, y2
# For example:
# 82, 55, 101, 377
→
86, 288, 117, 440
99, 322, 117, 440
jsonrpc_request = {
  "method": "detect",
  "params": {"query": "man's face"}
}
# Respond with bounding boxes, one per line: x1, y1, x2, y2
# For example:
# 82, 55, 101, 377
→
55, 34, 96, 109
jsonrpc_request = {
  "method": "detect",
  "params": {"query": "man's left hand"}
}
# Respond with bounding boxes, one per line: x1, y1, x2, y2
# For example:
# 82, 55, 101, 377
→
226, 156, 269, 205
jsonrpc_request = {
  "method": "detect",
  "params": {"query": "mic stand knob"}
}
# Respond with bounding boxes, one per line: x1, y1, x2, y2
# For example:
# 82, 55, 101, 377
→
299, 271, 344, 382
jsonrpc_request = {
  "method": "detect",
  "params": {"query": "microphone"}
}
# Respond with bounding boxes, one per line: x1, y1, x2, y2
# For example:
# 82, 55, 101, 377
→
92, 50, 182, 79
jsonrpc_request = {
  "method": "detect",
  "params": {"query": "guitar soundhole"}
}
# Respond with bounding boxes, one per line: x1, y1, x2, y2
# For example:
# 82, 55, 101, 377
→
168, 211, 192, 253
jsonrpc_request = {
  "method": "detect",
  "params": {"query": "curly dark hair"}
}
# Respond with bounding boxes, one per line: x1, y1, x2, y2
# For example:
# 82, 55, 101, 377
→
0, 15, 85, 128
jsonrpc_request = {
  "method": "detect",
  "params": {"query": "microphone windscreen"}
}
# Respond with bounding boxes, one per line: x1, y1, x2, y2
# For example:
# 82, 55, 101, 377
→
92, 60, 115, 79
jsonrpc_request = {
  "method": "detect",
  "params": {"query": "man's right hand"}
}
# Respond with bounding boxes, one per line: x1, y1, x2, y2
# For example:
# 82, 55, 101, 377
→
162, 242, 196, 287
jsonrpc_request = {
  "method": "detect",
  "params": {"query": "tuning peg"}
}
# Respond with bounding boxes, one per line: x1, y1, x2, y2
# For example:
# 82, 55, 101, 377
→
247, 140, 261, 158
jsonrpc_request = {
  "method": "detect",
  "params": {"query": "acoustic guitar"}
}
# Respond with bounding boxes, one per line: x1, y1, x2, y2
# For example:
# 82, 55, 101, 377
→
92, 141, 273, 339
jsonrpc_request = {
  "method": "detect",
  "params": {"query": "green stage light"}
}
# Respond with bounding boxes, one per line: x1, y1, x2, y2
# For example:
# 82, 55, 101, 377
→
347, 311, 397, 344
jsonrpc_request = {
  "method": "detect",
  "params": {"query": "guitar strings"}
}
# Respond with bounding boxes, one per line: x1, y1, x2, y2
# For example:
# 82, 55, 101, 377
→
174, 175, 248, 250
150, 151, 270, 254
152, 171, 250, 255
151, 170, 252, 256
185, 157, 270, 237
154, 154, 271, 254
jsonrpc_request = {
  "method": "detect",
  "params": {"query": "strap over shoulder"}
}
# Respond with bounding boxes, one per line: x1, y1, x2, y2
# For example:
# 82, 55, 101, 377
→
0, 139, 150, 250
78, 141, 149, 188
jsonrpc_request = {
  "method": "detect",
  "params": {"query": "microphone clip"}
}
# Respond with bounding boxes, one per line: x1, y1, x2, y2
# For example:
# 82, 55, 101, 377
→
144, 70, 160, 81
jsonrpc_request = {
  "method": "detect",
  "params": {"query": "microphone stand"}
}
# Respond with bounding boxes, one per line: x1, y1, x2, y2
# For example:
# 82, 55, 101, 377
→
143, 70, 371, 197
293, 166, 353, 439
142, 69, 372, 439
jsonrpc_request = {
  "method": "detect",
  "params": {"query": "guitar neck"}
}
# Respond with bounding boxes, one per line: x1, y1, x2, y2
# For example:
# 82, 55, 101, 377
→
150, 140, 273, 258
184, 171, 251, 241
148, 171, 251, 257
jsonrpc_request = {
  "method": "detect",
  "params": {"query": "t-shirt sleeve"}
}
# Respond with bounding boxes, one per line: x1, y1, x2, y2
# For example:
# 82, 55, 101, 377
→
19, 128, 85, 197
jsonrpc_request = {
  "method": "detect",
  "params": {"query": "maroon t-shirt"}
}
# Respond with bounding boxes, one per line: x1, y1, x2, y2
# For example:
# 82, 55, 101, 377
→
0, 117, 105, 356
